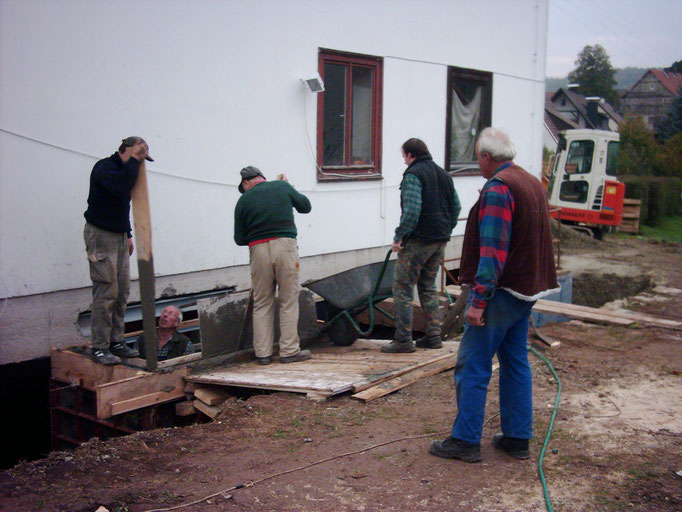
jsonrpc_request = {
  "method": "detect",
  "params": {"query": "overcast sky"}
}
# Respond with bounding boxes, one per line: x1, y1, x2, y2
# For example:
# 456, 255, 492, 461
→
546, 0, 681, 77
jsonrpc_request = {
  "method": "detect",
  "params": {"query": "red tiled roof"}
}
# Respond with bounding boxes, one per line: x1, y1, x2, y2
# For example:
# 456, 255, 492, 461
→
649, 69, 682, 95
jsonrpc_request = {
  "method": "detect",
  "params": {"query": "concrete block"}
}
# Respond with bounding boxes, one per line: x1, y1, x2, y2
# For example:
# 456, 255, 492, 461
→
197, 289, 320, 358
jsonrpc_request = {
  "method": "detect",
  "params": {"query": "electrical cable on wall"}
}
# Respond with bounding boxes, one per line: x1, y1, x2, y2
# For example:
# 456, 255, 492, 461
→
0, 127, 400, 194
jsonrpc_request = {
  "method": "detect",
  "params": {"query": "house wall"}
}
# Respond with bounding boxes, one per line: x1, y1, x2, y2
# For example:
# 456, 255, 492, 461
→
0, 0, 549, 364
622, 71, 676, 130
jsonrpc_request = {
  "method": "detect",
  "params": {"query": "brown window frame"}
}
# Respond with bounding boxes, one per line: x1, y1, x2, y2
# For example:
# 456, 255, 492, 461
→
316, 49, 383, 181
445, 66, 493, 176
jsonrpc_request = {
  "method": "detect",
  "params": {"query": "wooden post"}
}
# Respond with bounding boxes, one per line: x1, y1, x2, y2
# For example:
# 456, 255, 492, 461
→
131, 161, 158, 371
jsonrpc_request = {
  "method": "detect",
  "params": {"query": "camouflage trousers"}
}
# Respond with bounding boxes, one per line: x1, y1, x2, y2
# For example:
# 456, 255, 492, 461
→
392, 239, 447, 342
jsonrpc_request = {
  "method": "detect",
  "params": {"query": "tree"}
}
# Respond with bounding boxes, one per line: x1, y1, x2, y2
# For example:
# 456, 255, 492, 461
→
664, 60, 682, 74
654, 86, 682, 142
654, 133, 682, 179
567, 45, 619, 106
618, 116, 656, 176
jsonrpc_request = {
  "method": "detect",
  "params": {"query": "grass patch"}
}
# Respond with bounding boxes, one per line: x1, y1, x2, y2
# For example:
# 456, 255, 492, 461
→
639, 215, 682, 242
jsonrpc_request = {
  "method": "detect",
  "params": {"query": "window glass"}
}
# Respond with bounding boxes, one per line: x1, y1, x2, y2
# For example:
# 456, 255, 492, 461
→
450, 83, 482, 163
446, 67, 492, 173
564, 140, 594, 175
351, 66, 373, 165
606, 140, 618, 177
559, 180, 589, 204
318, 50, 382, 179
322, 63, 346, 166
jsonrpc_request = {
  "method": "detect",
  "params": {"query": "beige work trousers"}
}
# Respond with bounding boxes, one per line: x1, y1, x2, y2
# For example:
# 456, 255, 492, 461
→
249, 237, 301, 358
84, 222, 130, 350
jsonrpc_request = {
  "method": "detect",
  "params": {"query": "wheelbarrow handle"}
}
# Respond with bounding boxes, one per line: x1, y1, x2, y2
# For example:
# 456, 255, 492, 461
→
370, 249, 394, 299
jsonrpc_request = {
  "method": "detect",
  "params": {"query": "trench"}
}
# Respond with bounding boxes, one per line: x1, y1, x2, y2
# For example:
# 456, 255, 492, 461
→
572, 272, 654, 309
1, 269, 655, 469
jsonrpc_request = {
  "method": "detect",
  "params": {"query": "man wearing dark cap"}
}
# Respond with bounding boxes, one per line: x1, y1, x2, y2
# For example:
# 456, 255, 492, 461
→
84, 136, 153, 365
234, 167, 312, 365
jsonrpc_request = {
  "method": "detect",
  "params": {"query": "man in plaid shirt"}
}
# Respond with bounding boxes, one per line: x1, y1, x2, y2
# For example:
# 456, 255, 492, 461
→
382, 138, 461, 353
430, 127, 558, 463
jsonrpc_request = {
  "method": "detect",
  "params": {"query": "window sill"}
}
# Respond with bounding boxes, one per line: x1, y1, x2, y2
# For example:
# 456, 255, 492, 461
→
448, 169, 482, 177
316, 169, 383, 182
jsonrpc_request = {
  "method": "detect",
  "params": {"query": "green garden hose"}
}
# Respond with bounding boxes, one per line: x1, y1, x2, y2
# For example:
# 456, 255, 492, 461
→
530, 345, 562, 512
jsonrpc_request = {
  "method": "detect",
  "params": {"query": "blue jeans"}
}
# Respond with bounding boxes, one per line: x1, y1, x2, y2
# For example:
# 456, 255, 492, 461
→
451, 289, 534, 444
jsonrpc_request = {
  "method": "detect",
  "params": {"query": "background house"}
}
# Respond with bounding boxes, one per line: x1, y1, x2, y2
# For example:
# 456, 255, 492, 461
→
543, 87, 621, 154
621, 69, 682, 130
0, 0, 550, 367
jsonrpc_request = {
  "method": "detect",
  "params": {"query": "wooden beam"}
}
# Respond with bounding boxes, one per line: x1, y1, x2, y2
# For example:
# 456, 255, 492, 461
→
194, 387, 231, 406
131, 160, 158, 371
193, 399, 221, 419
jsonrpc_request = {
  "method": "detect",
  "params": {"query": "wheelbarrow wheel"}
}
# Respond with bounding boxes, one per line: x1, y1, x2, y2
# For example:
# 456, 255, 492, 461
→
327, 314, 359, 346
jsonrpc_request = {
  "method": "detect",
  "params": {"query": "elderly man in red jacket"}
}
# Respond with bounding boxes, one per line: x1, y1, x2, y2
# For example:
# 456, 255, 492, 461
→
430, 127, 559, 463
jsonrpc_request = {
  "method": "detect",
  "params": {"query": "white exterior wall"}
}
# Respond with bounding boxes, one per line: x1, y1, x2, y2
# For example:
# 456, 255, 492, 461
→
0, 0, 548, 363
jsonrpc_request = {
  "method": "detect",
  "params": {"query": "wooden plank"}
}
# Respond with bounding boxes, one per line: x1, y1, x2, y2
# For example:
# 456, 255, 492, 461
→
193, 399, 221, 419
194, 387, 231, 406
445, 284, 680, 329
131, 160, 159, 371
352, 355, 457, 402
125, 352, 202, 370
175, 401, 197, 416
352, 350, 459, 392
96, 366, 189, 418
533, 302, 634, 325
110, 389, 185, 416
51, 348, 143, 390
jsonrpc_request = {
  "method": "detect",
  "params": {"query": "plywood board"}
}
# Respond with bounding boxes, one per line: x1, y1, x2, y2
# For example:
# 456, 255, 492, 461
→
187, 339, 458, 399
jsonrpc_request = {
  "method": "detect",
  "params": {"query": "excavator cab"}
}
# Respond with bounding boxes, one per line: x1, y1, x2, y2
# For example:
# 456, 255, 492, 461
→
547, 129, 623, 239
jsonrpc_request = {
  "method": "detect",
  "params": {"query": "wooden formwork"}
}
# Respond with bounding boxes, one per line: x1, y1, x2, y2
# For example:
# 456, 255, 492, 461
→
50, 348, 189, 419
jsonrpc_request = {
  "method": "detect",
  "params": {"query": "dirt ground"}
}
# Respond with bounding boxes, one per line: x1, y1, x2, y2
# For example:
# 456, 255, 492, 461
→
1, 235, 681, 512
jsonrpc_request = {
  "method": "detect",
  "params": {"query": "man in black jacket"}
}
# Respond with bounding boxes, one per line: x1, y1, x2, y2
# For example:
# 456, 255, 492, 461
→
382, 138, 461, 353
84, 136, 153, 365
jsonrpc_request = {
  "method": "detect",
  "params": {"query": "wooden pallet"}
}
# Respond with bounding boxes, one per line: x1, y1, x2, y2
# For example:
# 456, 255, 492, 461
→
621, 198, 641, 234
186, 339, 458, 401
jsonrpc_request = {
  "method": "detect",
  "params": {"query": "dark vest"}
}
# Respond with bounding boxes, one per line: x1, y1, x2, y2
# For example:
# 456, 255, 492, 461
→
460, 165, 558, 297
402, 156, 455, 242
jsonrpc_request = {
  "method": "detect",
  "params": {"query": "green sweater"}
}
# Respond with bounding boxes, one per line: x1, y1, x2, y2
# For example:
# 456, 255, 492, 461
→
234, 180, 311, 246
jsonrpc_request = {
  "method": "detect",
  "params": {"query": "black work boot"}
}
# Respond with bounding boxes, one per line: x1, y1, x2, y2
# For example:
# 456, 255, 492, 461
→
93, 348, 121, 366
380, 340, 416, 353
257, 356, 273, 365
492, 433, 530, 459
415, 335, 443, 349
429, 436, 482, 463
110, 341, 139, 358
280, 349, 312, 364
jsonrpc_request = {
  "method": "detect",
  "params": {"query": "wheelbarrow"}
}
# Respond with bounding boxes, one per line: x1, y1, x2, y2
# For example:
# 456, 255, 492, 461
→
303, 250, 396, 346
